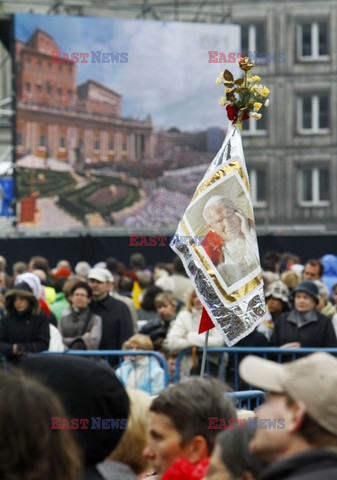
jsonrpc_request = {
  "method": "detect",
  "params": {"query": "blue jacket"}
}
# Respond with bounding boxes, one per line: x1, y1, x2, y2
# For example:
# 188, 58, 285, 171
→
321, 254, 337, 296
115, 356, 165, 395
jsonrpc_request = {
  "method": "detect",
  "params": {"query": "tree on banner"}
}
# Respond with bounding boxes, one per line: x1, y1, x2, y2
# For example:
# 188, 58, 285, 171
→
170, 57, 270, 346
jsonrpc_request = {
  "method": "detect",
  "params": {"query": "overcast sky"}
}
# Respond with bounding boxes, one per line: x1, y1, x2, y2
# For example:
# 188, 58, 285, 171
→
15, 14, 241, 131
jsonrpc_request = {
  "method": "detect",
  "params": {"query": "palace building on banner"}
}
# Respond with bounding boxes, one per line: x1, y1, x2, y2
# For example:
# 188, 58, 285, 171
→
15, 29, 154, 165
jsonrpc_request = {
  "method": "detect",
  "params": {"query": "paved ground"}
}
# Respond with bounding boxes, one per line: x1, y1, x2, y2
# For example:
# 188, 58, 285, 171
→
35, 197, 83, 229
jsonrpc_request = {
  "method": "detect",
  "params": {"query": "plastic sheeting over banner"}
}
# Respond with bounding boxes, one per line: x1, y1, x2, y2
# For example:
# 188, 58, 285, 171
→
171, 125, 268, 346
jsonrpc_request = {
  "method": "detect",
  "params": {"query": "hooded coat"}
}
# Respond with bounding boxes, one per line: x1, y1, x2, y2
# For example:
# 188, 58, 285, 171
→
321, 254, 337, 296
0, 285, 50, 357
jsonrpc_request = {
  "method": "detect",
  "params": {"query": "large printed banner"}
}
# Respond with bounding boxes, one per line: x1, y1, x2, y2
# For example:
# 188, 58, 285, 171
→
171, 126, 268, 345
14, 13, 240, 231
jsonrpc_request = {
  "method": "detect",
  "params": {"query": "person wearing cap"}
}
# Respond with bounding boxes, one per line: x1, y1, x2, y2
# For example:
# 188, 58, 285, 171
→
258, 281, 290, 340
239, 352, 337, 480
0, 282, 50, 358
88, 268, 134, 362
269, 280, 337, 348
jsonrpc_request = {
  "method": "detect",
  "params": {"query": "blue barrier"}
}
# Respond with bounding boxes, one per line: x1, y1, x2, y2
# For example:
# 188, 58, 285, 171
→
43, 349, 170, 395
228, 390, 265, 410
174, 347, 337, 389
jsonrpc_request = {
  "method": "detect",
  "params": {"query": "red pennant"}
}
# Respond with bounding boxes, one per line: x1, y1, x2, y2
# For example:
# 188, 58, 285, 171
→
198, 307, 215, 334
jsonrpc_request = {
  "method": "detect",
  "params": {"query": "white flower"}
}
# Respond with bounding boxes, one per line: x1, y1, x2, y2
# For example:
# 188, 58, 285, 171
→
264, 99, 270, 107
216, 77, 223, 85
219, 97, 227, 106
251, 112, 262, 119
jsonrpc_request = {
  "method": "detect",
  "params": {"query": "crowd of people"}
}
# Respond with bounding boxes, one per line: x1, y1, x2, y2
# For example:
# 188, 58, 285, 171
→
0, 250, 336, 478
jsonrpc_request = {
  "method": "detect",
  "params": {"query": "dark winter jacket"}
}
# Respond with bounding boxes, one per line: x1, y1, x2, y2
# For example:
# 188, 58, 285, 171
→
90, 295, 133, 351
140, 317, 171, 342
0, 286, 50, 357
258, 449, 337, 480
269, 310, 337, 348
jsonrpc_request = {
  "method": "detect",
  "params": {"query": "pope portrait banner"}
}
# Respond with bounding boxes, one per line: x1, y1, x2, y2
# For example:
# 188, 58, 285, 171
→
171, 125, 268, 345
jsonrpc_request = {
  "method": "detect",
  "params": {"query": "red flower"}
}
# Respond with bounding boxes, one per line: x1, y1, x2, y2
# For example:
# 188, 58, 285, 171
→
226, 104, 237, 122
162, 457, 210, 480
242, 112, 250, 121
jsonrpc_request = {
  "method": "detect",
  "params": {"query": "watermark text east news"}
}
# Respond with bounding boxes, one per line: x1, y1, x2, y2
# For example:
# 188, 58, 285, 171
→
51, 51, 128, 64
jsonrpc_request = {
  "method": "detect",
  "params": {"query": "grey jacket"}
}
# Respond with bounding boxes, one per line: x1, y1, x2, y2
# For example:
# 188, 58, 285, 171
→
60, 307, 102, 349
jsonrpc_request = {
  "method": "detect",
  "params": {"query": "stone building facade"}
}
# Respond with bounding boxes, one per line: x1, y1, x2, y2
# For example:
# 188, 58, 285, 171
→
15, 29, 153, 165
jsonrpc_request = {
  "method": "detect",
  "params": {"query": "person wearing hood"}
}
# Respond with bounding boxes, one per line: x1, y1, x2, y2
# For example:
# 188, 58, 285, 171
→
0, 282, 50, 358
15, 272, 58, 327
269, 280, 337, 348
321, 254, 337, 297
19, 354, 137, 480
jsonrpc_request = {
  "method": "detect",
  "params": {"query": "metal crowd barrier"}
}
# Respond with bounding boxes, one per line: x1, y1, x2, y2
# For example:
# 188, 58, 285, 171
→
174, 347, 337, 390
228, 390, 265, 410
43, 349, 170, 395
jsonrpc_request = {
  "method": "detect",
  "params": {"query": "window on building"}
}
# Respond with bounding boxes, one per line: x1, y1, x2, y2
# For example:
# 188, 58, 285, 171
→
57, 88, 62, 97
122, 134, 127, 151
297, 21, 329, 60
109, 136, 115, 150
241, 23, 266, 63
46, 83, 52, 95
25, 82, 31, 93
39, 135, 46, 147
298, 94, 329, 133
242, 112, 267, 134
68, 89, 72, 97
298, 166, 329, 205
17, 133, 22, 145
94, 139, 100, 150
249, 168, 267, 206
36, 84, 42, 94
59, 137, 65, 148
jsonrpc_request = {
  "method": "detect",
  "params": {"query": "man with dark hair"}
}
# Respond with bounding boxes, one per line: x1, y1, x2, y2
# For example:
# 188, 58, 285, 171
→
143, 376, 236, 479
239, 353, 337, 479
302, 259, 323, 281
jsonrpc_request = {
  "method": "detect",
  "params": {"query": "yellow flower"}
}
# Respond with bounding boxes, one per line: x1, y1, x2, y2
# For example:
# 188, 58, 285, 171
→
219, 72, 224, 78
216, 77, 222, 85
246, 76, 254, 83
251, 84, 259, 92
252, 75, 261, 82
251, 112, 262, 119
225, 87, 232, 93
264, 99, 270, 107
259, 86, 270, 97
219, 97, 227, 106
253, 102, 262, 111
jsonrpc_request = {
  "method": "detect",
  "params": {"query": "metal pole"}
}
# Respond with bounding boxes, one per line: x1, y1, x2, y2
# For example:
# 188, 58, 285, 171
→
200, 330, 209, 377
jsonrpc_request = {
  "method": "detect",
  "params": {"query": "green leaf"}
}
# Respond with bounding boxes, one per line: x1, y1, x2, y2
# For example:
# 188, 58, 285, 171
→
224, 69, 234, 82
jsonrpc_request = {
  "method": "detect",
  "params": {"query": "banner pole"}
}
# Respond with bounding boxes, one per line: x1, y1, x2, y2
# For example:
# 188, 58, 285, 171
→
200, 330, 209, 377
